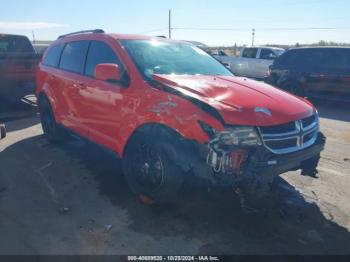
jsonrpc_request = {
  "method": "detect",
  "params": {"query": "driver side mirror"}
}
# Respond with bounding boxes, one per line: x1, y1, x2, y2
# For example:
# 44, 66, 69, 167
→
94, 63, 121, 82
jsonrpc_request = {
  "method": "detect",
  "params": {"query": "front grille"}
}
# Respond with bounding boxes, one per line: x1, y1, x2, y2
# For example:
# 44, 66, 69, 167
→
266, 138, 298, 149
302, 114, 316, 128
259, 122, 296, 134
258, 114, 319, 154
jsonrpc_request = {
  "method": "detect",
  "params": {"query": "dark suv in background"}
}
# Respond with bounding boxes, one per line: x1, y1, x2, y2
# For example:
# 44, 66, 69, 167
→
266, 47, 350, 102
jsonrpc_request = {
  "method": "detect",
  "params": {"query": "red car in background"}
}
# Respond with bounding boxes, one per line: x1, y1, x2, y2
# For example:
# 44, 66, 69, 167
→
0, 33, 39, 101
36, 30, 325, 206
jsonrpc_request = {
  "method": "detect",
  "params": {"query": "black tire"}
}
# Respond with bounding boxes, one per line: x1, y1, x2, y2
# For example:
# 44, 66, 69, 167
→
122, 130, 186, 203
282, 82, 305, 97
38, 95, 65, 143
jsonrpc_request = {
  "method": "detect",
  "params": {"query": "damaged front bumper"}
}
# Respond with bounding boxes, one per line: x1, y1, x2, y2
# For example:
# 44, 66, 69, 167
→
191, 132, 326, 195
245, 132, 325, 176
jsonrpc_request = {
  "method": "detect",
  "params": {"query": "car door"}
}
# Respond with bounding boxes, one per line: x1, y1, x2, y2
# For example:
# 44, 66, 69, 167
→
58, 40, 90, 136
40, 43, 66, 121
78, 40, 127, 149
240, 47, 259, 78
256, 48, 276, 79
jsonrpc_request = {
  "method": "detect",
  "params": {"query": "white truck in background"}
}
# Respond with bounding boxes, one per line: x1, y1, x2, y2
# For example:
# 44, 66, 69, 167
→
212, 47, 285, 79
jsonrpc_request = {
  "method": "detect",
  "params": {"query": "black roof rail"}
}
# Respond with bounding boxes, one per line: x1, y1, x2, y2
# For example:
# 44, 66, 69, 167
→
58, 29, 105, 39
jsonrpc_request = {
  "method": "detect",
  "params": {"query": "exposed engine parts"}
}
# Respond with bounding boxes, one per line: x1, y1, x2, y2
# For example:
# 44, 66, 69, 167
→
206, 137, 247, 175
203, 132, 325, 211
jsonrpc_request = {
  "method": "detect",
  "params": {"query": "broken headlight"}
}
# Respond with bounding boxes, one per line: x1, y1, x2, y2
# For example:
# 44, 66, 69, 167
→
199, 121, 262, 147
217, 126, 262, 147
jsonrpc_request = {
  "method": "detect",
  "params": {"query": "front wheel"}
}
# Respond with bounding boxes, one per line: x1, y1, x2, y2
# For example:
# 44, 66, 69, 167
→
122, 132, 185, 203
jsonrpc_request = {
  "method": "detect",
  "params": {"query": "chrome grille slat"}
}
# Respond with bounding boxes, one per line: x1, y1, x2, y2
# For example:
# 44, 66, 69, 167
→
258, 114, 319, 154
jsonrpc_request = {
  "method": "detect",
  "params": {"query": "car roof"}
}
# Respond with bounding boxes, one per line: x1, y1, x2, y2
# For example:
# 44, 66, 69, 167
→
245, 46, 285, 50
109, 34, 164, 40
56, 32, 185, 44
0, 33, 29, 38
287, 46, 350, 51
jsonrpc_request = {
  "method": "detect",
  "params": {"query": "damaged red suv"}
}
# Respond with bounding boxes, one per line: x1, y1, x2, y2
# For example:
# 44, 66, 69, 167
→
36, 30, 325, 204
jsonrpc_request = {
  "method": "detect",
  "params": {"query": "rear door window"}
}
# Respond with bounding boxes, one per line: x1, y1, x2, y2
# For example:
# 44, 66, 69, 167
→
42, 44, 64, 67
260, 49, 276, 60
59, 41, 90, 74
242, 48, 258, 58
85, 41, 123, 77
303, 49, 324, 70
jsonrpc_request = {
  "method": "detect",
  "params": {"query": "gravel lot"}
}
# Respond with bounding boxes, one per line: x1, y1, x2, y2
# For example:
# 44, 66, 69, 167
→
0, 96, 349, 255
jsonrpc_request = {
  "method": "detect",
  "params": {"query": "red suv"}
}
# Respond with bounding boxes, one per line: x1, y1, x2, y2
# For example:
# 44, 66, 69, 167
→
36, 30, 325, 204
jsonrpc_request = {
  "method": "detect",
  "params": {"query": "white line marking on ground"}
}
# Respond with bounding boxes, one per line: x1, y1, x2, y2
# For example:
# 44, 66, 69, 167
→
34, 162, 58, 203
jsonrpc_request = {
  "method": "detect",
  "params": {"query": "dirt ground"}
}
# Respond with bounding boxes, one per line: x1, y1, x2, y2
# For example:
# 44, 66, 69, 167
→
0, 96, 349, 255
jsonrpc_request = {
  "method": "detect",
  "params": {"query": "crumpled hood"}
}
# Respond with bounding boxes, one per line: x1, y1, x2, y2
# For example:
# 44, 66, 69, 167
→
153, 74, 315, 126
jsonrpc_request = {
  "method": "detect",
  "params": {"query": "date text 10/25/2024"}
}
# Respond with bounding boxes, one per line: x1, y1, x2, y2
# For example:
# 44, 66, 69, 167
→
127, 256, 220, 261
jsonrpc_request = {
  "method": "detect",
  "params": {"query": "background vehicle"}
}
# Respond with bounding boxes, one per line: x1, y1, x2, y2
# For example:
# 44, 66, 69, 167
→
36, 30, 323, 206
33, 43, 50, 58
213, 47, 285, 79
266, 47, 350, 102
185, 40, 209, 51
0, 33, 40, 100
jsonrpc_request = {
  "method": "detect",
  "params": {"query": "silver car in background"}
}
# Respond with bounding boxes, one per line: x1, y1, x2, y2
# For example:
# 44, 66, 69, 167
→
213, 47, 285, 79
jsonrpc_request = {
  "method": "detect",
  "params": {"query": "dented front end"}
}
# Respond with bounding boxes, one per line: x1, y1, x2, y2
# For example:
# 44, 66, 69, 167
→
149, 74, 325, 198
192, 115, 326, 198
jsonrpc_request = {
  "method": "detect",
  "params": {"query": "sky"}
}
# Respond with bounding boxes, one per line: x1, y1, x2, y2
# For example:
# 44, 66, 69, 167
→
0, 0, 349, 46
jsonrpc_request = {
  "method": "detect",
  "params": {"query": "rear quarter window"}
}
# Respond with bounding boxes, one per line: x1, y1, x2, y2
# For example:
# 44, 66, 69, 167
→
302, 49, 325, 69
59, 41, 90, 74
42, 44, 64, 67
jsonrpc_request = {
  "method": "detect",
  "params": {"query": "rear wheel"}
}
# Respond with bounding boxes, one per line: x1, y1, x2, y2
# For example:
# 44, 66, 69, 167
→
122, 131, 185, 203
38, 95, 65, 143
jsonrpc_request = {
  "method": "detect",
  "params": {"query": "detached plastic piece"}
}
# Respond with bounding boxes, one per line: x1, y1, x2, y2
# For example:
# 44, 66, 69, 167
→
0, 124, 6, 139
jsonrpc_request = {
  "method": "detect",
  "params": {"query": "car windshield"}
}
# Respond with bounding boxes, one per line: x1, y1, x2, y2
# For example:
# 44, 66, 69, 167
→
121, 39, 233, 80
